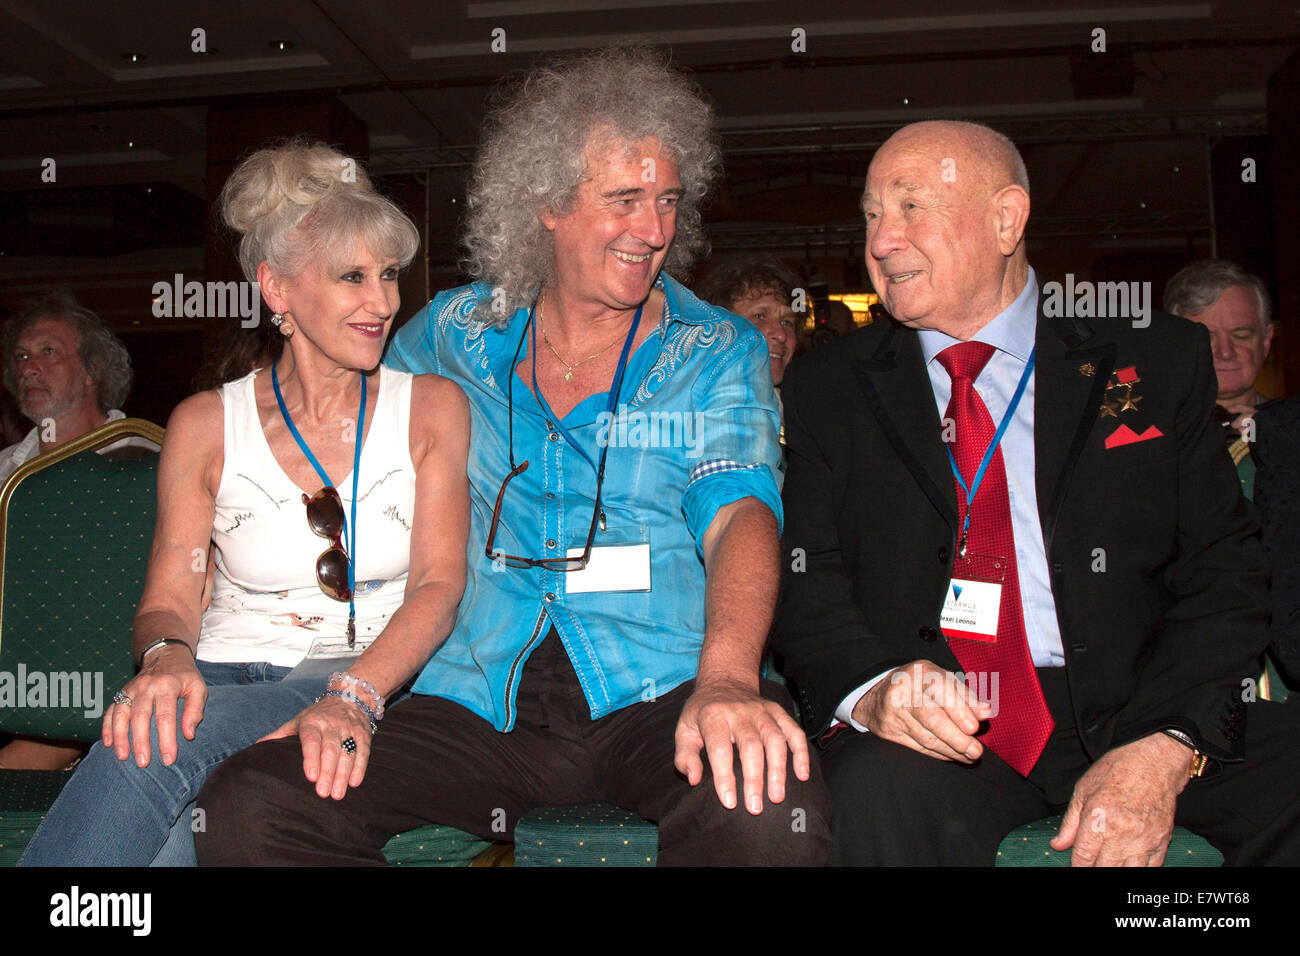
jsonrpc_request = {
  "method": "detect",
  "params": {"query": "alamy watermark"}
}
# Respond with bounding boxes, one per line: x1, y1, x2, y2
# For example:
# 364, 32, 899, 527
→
152, 274, 261, 327
1042, 273, 1152, 328
0, 665, 103, 718
595, 405, 706, 459
887, 667, 999, 717
49, 886, 150, 936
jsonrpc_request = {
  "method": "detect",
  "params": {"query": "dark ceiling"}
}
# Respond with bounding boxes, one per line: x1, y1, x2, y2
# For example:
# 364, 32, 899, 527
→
0, 0, 1295, 323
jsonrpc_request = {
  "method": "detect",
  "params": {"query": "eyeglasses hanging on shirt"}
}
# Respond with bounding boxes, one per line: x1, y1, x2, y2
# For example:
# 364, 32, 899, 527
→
484, 295, 643, 572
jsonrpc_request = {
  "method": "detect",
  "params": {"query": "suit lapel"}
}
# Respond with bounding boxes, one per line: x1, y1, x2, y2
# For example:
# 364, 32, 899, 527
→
1034, 296, 1115, 555
853, 323, 958, 530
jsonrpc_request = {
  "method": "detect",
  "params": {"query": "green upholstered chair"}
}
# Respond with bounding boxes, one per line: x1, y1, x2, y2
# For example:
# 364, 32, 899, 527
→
514, 803, 657, 866
381, 824, 497, 866
0, 418, 164, 864
996, 813, 1223, 867
1261, 655, 1291, 704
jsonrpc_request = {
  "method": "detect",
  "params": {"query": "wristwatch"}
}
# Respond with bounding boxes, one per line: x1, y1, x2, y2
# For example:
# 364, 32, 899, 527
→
1162, 728, 1209, 779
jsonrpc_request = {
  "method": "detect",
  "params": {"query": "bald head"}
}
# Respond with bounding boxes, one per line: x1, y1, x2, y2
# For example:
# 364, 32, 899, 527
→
861, 120, 1032, 339
874, 121, 1028, 201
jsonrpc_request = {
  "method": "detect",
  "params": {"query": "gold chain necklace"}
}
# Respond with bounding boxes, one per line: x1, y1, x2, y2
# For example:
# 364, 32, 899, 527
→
539, 294, 627, 382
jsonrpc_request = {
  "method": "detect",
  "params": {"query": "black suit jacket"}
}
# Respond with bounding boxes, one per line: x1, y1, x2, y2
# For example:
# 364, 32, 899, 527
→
772, 294, 1264, 765
1254, 395, 1300, 688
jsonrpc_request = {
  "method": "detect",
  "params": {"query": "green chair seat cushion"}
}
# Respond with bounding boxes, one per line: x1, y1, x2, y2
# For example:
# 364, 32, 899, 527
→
0, 769, 72, 866
514, 803, 657, 867
995, 814, 1223, 867
380, 824, 493, 866
1, 452, 155, 740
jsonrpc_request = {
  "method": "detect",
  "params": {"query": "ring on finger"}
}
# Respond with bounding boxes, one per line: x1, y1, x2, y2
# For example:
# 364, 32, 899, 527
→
113, 691, 132, 707
341, 736, 357, 755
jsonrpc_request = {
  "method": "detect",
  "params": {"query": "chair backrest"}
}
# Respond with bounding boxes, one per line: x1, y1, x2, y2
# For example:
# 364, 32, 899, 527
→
0, 418, 164, 741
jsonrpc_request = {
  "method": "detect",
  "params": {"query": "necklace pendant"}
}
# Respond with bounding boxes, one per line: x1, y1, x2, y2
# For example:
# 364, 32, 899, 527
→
564, 370, 574, 382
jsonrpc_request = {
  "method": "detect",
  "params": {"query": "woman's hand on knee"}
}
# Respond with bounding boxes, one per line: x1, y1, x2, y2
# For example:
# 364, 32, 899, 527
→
263, 696, 374, 801
104, 647, 206, 767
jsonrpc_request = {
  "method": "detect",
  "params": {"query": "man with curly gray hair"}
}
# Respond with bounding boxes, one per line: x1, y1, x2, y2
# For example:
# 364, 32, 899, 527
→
0, 290, 154, 488
0, 290, 155, 772
197, 45, 830, 867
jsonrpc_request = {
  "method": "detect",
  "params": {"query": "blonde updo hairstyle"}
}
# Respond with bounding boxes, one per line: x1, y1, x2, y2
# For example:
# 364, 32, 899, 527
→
220, 138, 420, 287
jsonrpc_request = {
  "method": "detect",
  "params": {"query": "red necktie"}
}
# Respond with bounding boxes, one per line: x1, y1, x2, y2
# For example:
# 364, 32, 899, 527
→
937, 341, 1054, 776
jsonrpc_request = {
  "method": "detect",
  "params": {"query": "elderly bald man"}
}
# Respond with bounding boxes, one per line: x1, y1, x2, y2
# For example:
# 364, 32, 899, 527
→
773, 119, 1300, 865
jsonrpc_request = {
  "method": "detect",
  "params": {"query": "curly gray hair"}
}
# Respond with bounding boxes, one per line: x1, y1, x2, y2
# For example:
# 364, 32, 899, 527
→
463, 45, 722, 323
2, 291, 133, 412
1163, 258, 1271, 329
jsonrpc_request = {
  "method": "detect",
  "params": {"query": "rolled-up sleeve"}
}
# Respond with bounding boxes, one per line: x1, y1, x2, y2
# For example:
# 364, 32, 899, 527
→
680, 328, 784, 552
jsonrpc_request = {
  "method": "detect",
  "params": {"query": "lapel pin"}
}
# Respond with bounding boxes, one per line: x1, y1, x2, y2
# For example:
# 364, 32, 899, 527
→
1107, 365, 1141, 390
1079, 363, 1095, 377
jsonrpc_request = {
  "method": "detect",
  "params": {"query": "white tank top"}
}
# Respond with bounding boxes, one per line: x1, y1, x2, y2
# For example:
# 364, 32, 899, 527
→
197, 365, 417, 666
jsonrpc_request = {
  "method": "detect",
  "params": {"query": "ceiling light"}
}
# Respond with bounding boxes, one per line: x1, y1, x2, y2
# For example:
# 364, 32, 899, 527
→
270, 40, 295, 52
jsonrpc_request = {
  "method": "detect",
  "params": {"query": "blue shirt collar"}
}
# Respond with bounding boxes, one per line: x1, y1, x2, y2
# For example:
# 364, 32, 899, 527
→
482, 271, 724, 424
918, 266, 1039, 367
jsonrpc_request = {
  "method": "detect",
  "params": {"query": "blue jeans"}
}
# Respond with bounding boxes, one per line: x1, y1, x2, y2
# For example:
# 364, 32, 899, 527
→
18, 657, 340, 867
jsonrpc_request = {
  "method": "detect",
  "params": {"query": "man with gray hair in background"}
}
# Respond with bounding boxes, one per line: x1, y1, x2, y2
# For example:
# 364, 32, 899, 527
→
0, 290, 156, 487
0, 290, 156, 771
1163, 259, 1274, 497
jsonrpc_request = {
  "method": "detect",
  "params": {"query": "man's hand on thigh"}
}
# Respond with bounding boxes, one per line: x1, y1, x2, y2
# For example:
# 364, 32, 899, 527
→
674, 677, 811, 815
1051, 732, 1193, 866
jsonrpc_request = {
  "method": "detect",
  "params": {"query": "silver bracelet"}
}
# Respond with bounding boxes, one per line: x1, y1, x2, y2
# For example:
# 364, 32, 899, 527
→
137, 638, 195, 669
329, 671, 385, 720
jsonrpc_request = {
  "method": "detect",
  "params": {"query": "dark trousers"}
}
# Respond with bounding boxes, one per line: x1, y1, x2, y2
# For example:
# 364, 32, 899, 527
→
195, 631, 831, 866
824, 667, 1300, 865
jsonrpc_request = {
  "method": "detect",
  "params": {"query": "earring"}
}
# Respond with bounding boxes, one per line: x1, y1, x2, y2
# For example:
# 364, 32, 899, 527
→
270, 312, 284, 328
281, 323, 295, 338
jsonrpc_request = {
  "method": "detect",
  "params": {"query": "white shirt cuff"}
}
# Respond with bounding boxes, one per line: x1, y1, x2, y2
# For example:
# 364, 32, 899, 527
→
834, 669, 896, 732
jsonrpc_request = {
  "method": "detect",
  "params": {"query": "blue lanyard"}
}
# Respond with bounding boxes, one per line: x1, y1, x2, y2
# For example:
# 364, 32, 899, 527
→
946, 347, 1035, 558
528, 300, 644, 480
271, 359, 366, 643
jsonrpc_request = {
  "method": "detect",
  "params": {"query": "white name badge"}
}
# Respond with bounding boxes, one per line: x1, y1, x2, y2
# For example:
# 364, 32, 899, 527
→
940, 578, 1001, 643
564, 543, 651, 594
305, 636, 375, 660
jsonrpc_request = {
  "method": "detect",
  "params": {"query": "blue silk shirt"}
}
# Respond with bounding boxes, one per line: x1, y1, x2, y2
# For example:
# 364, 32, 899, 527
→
386, 274, 783, 730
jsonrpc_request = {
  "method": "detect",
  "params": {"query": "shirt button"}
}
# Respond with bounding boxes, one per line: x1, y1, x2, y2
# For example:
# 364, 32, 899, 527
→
918, 625, 938, 643
545, 538, 557, 550
548, 432, 559, 443
545, 492, 555, 500
937, 546, 950, 564
544, 592, 556, 603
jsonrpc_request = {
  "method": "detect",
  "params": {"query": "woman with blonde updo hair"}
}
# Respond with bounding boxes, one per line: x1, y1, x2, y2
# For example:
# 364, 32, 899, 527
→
21, 139, 471, 866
